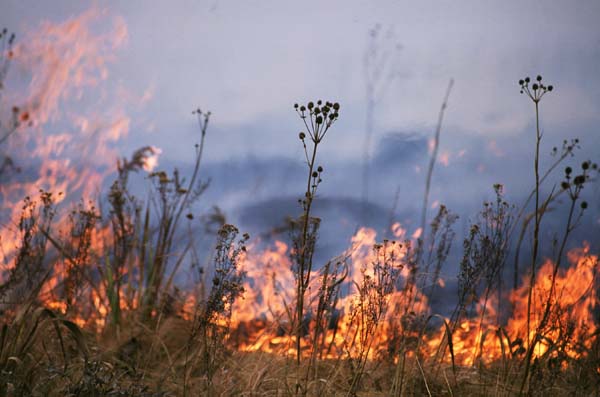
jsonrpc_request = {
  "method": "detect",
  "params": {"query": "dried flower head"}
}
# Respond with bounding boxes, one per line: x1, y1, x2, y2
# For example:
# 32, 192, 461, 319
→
519, 74, 553, 102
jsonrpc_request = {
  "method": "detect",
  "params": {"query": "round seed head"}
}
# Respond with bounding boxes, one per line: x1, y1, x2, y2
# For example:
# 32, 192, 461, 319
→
536, 75, 542, 81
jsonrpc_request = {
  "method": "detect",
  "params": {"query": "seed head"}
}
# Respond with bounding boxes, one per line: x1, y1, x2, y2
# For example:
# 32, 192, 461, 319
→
582, 161, 590, 170
299, 132, 306, 140
308, 101, 314, 109
536, 75, 542, 81
548, 85, 553, 91
532, 84, 539, 90
317, 166, 323, 172
561, 181, 570, 190
581, 201, 588, 209
316, 115, 323, 124
565, 166, 572, 175
312, 171, 318, 178
525, 77, 530, 83
333, 102, 340, 110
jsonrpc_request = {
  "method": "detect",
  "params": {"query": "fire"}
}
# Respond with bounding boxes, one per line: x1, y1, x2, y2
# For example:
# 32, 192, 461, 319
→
506, 244, 598, 360
0, 10, 145, 330
226, 226, 428, 360
428, 243, 598, 366
0, 10, 598, 386
222, 224, 598, 367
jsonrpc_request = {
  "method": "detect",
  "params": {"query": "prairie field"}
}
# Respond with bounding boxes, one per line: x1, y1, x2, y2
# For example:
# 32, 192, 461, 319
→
1, 3, 600, 396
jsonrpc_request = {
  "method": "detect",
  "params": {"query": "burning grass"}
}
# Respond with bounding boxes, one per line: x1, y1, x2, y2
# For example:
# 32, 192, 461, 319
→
1, 21, 600, 397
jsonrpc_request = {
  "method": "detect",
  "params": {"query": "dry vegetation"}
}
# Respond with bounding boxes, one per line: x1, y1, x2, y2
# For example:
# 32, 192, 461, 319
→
1, 27, 599, 397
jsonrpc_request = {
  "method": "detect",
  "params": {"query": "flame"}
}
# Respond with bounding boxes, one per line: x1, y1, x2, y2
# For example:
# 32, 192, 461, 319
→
428, 244, 598, 366
141, 146, 162, 172
222, 224, 598, 366
0, 9, 137, 330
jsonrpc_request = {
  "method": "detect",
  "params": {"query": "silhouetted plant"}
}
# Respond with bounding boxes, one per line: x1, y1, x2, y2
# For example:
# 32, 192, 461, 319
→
184, 223, 248, 395
520, 160, 598, 394
421, 204, 458, 303
0, 28, 17, 148
512, 137, 580, 289
290, 100, 340, 378
345, 239, 403, 396
0, 191, 57, 304
517, 75, 553, 356
306, 254, 348, 391
140, 109, 211, 321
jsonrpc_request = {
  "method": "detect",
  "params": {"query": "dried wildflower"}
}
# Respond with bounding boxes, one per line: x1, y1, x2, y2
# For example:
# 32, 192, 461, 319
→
519, 74, 553, 102
291, 99, 341, 366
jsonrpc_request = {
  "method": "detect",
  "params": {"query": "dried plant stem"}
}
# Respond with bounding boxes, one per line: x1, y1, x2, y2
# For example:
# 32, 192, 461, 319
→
525, 100, 542, 354
296, 140, 318, 368
419, 79, 454, 249
515, 75, 555, 395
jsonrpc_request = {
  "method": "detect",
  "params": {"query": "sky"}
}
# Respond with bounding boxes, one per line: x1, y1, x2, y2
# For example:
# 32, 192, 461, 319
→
2, 1, 600, 263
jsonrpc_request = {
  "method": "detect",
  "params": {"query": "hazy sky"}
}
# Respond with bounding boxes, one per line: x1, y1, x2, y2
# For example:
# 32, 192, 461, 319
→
4, 0, 600, 160
3, 1, 600, 242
